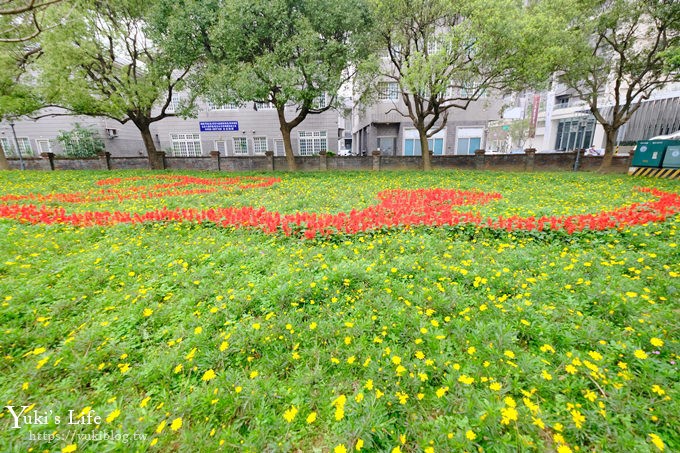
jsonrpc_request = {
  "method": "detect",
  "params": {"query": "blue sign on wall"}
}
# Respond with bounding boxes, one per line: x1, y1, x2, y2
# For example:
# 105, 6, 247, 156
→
199, 121, 239, 132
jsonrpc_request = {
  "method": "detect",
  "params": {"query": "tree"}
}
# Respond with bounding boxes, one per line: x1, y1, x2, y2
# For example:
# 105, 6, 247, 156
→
1, 0, 62, 43
372, 0, 566, 170
558, 0, 679, 168
0, 43, 42, 169
152, 0, 374, 171
35, 0, 196, 169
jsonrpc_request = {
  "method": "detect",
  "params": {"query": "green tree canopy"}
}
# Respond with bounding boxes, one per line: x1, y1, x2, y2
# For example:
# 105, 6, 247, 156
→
152, 0, 375, 170
370, 0, 568, 170
558, 0, 679, 167
35, 0, 197, 169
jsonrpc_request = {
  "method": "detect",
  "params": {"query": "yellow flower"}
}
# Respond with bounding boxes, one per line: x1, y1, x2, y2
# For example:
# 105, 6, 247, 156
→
583, 389, 597, 402
170, 417, 182, 431
355, 438, 364, 450
365, 379, 373, 390
391, 447, 401, 453
489, 382, 502, 391
62, 445, 77, 453
396, 391, 409, 404
140, 396, 151, 408
651, 385, 665, 396
500, 406, 518, 424
556, 446, 573, 453
634, 349, 648, 360
436, 387, 448, 398
571, 410, 585, 429
143, 308, 153, 317
588, 351, 603, 361
465, 429, 477, 441
252, 323, 261, 330
649, 433, 665, 451
391, 356, 402, 365
458, 375, 474, 385
219, 341, 229, 351
565, 364, 577, 375
334, 445, 347, 453
283, 405, 298, 423
156, 420, 167, 434
541, 370, 553, 380
201, 369, 216, 381
504, 350, 515, 359
650, 338, 664, 348
306, 411, 317, 424
249, 370, 259, 379
105, 409, 120, 423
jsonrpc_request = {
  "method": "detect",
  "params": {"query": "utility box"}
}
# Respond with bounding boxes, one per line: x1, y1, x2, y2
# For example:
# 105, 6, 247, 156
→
632, 140, 674, 168
661, 144, 680, 168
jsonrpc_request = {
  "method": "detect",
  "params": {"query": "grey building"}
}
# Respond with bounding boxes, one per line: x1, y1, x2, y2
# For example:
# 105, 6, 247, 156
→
352, 80, 506, 156
2, 98, 343, 159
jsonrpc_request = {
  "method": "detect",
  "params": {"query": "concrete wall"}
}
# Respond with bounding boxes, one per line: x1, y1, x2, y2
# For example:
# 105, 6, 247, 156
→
6, 150, 635, 173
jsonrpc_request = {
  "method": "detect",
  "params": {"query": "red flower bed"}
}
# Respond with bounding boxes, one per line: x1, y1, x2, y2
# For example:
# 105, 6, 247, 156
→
0, 176, 678, 237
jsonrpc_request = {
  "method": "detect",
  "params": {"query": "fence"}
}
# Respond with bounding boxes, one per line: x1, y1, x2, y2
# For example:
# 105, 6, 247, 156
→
6, 149, 634, 172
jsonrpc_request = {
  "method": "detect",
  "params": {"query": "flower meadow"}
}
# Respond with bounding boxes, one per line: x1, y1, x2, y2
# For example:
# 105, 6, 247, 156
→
0, 170, 678, 453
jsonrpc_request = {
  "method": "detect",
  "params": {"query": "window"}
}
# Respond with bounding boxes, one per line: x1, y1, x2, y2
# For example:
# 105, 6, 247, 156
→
378, 82, 399, 101
456, 137, 481, 155
554, 95, 570, 109
314, 93, 328, 109
170, 133, 202, 157
255, 101, 274, 110
214, 140, 227, 155
207, 101, 239, 110
554, 117, 595, 151
456, 127, 483, 155
37, 139, 52, 154
404, 138, 443, 156
166, 96, 184, 113
274, 139, 285, 156
426, 40, 440, 55
1, 137, 33, 157
377, 136, 397, 155
253, 137, 268, 155
298, 130, 327, 156
233, 137, 248, 155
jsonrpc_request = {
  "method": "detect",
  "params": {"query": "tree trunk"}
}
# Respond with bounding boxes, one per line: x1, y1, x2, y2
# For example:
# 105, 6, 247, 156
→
277, 106, 297, 171
600, 126, 617, 169
139, 124, 164, 170
0, 142, 9, 170
418, 127, 432, 171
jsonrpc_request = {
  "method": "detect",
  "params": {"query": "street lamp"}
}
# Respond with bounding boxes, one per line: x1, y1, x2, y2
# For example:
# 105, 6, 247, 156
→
9, 121, 25, 170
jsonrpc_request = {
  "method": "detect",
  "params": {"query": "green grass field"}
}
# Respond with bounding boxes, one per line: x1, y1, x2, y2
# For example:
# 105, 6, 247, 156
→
0, 170, 678, 452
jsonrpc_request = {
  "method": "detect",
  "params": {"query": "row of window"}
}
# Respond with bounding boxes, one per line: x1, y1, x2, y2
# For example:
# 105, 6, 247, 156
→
169, 131, 328, 157
1, 137, 36, 156
170, 95, 328, 113
377, 82, 486, 101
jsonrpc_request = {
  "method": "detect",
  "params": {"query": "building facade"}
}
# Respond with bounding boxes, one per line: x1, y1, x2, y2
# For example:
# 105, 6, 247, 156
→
530, 82, 680, 153
352, 80, 506, 156
1, 99, 343, 159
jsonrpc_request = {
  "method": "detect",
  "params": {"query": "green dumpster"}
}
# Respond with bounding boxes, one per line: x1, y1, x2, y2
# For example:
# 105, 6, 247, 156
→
661, 144, 680, 168
631, 140, 670, 167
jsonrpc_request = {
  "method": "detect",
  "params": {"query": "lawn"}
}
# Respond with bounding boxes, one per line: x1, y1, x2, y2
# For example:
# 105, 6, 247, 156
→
0, 170, 678, 453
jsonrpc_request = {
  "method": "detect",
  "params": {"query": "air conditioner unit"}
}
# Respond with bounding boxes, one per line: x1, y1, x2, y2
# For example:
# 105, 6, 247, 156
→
105, 128, 118, 139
